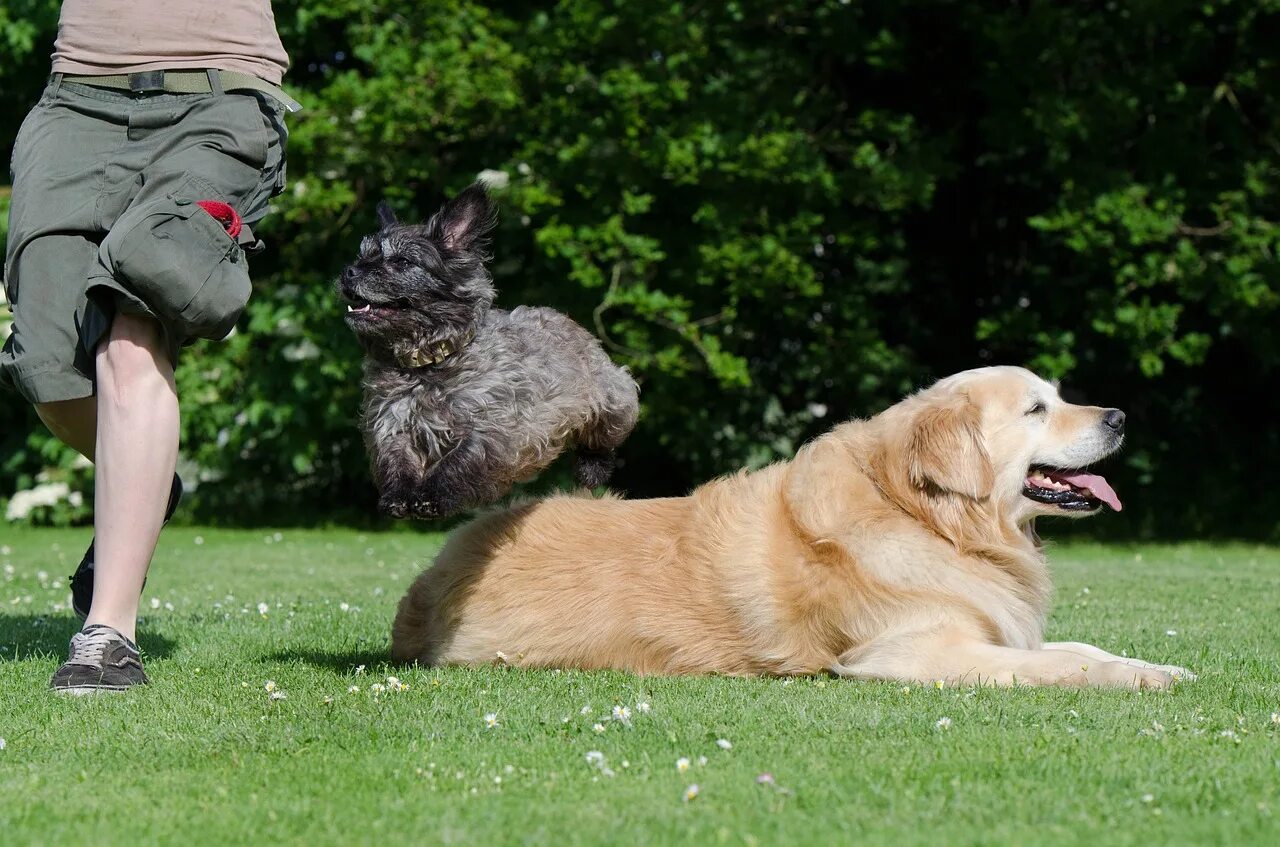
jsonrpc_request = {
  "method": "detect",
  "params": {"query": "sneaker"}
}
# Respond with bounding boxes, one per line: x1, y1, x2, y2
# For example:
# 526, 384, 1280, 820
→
69, 474, 183, 621
49, 624, 149, 694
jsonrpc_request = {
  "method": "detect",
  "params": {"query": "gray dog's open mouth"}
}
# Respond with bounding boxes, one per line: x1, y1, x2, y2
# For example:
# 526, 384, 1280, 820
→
344, 297, 402, 319
1022, 466, 1122, 512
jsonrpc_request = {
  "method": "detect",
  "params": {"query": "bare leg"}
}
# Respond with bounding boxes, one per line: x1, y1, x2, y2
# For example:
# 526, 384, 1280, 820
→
82, 314, 179, 642
35, 397, 97, 459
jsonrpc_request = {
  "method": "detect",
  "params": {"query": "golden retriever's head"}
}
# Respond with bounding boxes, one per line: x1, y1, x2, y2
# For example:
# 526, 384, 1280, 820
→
898, 366, 1125, 523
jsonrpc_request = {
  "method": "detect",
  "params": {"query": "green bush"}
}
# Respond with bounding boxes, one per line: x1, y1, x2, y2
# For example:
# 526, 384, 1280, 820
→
3, 1, 1278, 538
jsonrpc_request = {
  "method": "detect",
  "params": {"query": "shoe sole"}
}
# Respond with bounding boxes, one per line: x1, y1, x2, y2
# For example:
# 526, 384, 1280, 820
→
51, 684, 134, 696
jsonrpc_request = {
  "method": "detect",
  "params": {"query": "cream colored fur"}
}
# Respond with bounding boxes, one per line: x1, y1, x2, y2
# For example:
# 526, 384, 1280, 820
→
392, 367, 1194, 688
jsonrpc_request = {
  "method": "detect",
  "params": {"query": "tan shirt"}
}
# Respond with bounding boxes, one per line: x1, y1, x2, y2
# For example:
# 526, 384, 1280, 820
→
51, 0, 289, 84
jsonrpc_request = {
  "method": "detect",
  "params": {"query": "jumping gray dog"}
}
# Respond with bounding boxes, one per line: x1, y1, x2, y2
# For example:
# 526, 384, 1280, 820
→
338, 184, 640, 519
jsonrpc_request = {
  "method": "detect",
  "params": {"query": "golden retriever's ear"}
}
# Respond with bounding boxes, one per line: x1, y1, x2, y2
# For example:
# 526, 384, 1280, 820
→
906, 399, 994, 500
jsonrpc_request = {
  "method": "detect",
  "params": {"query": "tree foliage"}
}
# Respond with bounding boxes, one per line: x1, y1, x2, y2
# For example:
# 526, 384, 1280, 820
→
3, 1, 1278, 537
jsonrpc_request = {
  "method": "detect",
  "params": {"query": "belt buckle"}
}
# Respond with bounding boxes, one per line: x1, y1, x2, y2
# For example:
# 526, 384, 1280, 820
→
128, 70, 166, 93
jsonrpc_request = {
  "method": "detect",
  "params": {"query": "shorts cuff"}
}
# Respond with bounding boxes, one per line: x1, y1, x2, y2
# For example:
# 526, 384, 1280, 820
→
0, 361, 94, 404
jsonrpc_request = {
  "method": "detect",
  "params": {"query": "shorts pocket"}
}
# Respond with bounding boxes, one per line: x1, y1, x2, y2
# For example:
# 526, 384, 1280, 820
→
98, 180, 252, 340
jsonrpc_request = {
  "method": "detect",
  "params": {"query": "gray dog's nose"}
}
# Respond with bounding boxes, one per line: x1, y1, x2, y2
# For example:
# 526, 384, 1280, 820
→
1102, 408, 1126, 433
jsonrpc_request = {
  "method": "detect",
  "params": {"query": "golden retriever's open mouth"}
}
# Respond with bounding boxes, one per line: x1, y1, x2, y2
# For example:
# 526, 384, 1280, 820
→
1023, 466, 1122, 512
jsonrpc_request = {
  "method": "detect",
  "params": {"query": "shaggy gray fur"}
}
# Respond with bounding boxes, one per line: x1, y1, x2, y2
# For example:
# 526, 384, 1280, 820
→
339, 184, 639, 519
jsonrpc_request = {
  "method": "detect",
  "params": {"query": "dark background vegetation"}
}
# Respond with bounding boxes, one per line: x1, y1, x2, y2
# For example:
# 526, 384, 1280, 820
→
3, 0, 1278, 539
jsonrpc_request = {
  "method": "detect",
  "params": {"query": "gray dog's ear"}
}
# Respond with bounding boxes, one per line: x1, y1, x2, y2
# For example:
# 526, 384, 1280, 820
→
428, 183, 498, 252
376, 201, 399, 230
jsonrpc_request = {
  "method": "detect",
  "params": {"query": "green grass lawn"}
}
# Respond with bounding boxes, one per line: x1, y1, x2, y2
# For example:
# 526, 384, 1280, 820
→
1, 528, 1278, 846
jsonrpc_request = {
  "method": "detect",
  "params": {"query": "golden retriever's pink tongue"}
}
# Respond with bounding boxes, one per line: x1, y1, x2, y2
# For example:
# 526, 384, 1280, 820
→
1056, 472, 1122, 511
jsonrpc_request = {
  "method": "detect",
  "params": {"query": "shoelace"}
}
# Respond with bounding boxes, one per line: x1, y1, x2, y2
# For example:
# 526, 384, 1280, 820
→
66, 626, 131, 667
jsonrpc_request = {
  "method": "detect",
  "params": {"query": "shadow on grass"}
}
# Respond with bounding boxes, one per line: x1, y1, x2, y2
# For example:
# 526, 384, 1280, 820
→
0, 613, 176, 662
263, 647, 402, 676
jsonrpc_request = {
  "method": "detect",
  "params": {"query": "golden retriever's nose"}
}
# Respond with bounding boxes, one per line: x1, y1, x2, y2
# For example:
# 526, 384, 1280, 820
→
1102, 409, 1126, 434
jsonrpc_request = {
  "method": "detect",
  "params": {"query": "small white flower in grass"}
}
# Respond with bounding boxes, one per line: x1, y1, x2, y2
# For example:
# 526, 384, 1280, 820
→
612, 705, 632, 725
1166, 630, 1178, 637
484, 713, 500, 729
194, 536, 204, 546
323, 696, 334, 705
370, 683, 386, 696
698, 756, 708, 766
1271, 712, 1280, 726
257, 602, 269, 615
354, 665, 366, 675
683, 784, 700, 802
592, 723, 606, 734
716, 738, 732, 750
584, 750, 615, 777
348, 686, 360, 694
0, 738, 6, 751
935, 717, 953, 730
1068, 709, 1080, 719
264, 680, 277, 693
164, 602, 174, 611
269, 691, 287, 701
339, 602, 350, 612
1141, 793, 1155, 804
150, 598, 161, 610
676, 757, 690, 773
386, 676, 404, 692
1219, 729, 1241, 743
580, 704, 591, 716
636, 701, 651, 713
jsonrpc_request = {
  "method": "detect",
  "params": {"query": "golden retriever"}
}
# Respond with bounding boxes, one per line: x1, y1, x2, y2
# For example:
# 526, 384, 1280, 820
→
392, 366, 1193, 688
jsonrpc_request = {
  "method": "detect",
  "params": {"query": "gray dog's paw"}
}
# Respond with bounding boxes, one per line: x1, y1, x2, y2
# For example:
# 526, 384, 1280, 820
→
378, 492, 411, 519
407, 498, 442, 519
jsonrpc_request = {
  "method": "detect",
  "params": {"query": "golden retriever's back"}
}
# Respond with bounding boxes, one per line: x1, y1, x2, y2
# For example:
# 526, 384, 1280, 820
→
391, 471, 811, 675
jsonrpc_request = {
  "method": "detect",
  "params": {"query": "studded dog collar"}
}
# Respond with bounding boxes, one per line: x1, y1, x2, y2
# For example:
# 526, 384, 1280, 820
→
393, 328, 477, 369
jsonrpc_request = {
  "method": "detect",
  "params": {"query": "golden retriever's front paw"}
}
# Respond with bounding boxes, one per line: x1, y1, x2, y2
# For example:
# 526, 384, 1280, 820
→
1131, 666, 1176, 690
1157, 664, 1197, 682
1097, 662, 1175, 690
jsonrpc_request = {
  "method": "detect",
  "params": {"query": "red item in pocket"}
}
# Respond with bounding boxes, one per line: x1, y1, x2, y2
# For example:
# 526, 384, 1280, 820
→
195, 200, 243, 239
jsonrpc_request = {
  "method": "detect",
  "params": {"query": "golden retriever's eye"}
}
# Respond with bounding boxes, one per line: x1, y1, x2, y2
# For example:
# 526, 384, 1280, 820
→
1026, 402, 1047, 416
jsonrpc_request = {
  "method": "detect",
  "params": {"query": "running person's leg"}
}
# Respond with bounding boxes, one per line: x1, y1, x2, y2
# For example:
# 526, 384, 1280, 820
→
83, 312, 179, 642
3, 77, 287, 692
34, 397, 96, 458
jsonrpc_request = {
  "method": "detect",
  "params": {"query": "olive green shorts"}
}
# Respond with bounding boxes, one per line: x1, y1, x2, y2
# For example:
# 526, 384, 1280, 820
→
1, 76, 288, 404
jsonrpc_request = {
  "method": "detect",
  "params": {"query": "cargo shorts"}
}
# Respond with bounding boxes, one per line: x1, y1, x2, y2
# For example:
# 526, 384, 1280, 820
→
1, 75, 289, 404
